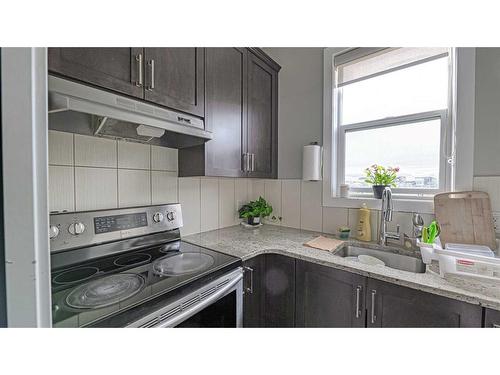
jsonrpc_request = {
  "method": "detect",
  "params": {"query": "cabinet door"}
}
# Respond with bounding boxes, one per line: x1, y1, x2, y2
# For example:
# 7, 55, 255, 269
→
484, 308, 500, 328
48, 48, 144, 98
143, 48, 204, 117
366, 278, 482, 327
242, 255, 265, 327
204, 48, 247, 177
295, 260, 367, 327
246, 52, 278, 179
263, 254, 295, 327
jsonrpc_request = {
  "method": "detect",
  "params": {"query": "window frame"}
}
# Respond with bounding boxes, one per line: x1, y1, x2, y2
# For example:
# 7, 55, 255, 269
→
337, 109, 451, 197
322, 47, 475, 214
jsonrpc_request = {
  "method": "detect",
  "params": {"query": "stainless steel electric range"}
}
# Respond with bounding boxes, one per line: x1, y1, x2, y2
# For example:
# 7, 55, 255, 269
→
50, 204, 243, 328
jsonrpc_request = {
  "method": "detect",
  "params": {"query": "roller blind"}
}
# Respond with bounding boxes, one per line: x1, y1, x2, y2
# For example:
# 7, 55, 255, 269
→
335, 47, 449, 87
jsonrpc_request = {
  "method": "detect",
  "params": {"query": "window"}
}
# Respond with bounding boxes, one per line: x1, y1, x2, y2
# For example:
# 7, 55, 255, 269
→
333, 47, 454, 199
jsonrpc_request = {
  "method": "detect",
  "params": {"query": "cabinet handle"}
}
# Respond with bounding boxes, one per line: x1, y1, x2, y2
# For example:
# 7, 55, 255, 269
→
134, 53, 143, 87
370, 290, 377, 324
250, 153, 255, 172
242, 153, 248, 172
147, 59, 155, 90
355, 285, 362, 319
243, 266, 254, 294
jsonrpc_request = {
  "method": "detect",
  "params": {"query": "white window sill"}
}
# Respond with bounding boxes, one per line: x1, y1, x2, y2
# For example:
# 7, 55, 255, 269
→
323, 195, 434, 213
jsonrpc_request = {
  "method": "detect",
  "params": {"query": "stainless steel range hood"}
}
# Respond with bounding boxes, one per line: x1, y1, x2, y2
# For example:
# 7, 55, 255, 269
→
48, 76, 212, 148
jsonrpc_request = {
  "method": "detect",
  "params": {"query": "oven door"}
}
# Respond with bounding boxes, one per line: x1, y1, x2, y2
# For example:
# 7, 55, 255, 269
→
128, 268, 243, 328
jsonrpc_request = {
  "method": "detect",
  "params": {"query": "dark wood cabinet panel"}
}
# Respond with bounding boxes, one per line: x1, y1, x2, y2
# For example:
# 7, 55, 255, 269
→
484, 308, 500, 328
263, 254, 295, 327
246, 52, 278, 178
366, 278, 483, 327
48, 48, 144, 98
204, 48, 247, 177
295, 261, 367, 327
143, 48, 204, 117
243, 255, 265, 327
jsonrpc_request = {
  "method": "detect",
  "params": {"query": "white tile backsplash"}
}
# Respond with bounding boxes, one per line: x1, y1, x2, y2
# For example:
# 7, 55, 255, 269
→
322, 207, 348, 235
219, 178, 236, 227
281, 180, 301, 229
49, 166, 75, 212
201, 178, 220, 232
151, 171, 178, 205
235, 179, 249, 214
179, 177, 201, 236
264, 179, 282, 225
300, 181, 323, 232
151, 145, 178, 171
249, 179, 265, 200
48, 130, 73, 166
118, 169, 151, 207
74, 134, 117, 168
474, 176, 500, 211
75, 167, 118, 211
118, 141, 150, 170
49, 132, 438, 239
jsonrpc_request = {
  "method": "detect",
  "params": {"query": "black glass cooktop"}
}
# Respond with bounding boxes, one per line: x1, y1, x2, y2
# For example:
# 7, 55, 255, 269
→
51, 241, 241, 327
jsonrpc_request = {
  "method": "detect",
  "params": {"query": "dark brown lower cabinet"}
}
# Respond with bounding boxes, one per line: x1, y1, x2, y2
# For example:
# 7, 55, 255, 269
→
295, 260, 366, 327
243, 254, 295, 327
263, 254, 295, 327
484, 308, 500, 328
366, 278, 483, 327
244, 255, 485, 328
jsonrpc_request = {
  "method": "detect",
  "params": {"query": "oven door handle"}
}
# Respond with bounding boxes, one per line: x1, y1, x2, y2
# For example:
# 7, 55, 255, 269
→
154, 272, 243, 328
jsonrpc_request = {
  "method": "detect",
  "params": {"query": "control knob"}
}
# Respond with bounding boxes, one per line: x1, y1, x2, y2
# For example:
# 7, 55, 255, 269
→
166, 211, 175, 222
49, 225, 60, 239
153, 212, 164, 223
68, 222, 86, 235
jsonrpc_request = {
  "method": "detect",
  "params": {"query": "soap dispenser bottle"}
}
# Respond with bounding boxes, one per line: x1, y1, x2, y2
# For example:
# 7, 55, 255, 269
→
356, 203, 371, 242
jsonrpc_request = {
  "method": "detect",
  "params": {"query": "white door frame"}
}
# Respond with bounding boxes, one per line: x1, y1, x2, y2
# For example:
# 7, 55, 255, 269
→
1, 47, 51, 327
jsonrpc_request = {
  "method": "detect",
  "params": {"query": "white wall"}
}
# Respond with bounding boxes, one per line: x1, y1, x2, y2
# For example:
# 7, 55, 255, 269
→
474, 48, 500, 176
262, 48, 324, 179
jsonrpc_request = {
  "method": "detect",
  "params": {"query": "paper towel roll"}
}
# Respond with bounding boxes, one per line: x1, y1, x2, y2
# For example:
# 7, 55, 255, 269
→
302, 143, 322, 181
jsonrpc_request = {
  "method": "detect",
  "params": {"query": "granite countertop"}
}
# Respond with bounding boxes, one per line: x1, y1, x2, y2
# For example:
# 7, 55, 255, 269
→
184, 224, 500, 311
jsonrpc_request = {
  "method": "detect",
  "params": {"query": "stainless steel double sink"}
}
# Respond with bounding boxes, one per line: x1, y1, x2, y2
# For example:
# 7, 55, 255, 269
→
332, 245, 426, 273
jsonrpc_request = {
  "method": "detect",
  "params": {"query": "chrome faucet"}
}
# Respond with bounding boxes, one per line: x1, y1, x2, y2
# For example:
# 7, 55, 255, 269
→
378, 187, 402, 246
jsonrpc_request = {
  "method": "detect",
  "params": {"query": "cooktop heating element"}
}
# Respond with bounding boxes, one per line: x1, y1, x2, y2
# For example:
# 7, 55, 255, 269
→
152, 252, 215, 277
53, 266, 100, 285
65, 274, 145, 309
113, 253, 152, 267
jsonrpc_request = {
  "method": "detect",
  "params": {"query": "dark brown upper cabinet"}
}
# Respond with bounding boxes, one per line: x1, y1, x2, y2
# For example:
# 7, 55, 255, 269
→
48, 47, 205, 117
48, 48, 144, 98
203, 47, 247, 177
179, 48, 280, 178
246, 51, 278, 178
143, 48, 205, 117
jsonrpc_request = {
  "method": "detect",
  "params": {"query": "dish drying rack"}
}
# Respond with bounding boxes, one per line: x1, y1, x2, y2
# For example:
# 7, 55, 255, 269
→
417, 238, 500, 281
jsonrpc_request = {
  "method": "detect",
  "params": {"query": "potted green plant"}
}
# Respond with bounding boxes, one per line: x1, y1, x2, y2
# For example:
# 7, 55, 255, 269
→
364, 164, 399, 199
238, 196, 273, 226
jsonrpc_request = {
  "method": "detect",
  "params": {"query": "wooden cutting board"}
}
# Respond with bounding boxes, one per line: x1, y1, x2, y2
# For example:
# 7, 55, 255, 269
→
434, 191, 496, 249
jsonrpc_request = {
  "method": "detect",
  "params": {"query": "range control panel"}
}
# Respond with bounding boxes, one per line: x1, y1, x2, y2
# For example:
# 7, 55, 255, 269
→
49, 204, 183, 253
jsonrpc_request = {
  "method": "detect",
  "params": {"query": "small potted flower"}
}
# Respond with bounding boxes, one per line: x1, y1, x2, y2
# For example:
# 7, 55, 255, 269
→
238, 196, 273, 226
364, 164, 399, 199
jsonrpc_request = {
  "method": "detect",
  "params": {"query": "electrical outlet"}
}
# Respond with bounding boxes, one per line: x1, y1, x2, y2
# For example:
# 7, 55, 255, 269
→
492, 212, 500, 233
